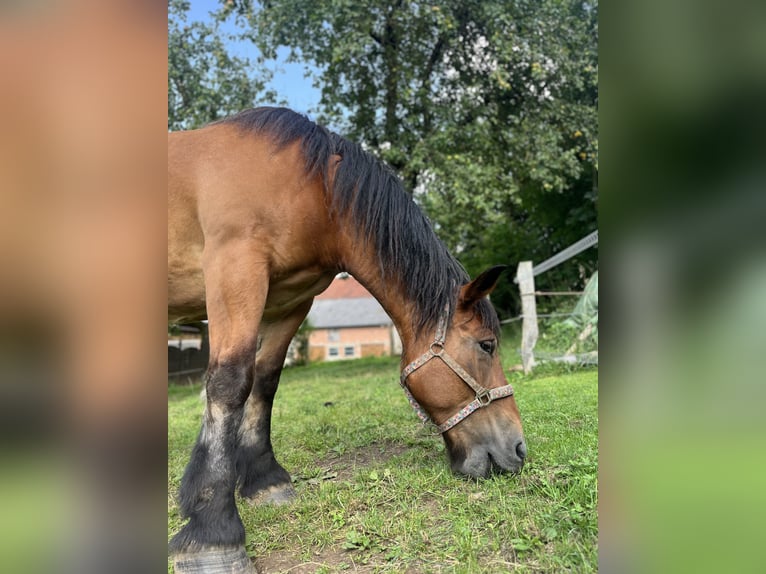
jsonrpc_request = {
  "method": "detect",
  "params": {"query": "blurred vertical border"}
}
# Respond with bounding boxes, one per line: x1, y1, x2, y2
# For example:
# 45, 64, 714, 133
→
0, 1, 167, 572
602, 0, 766, 572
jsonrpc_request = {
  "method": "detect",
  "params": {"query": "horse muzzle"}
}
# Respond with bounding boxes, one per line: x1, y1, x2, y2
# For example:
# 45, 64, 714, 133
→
447, 432, 527, 478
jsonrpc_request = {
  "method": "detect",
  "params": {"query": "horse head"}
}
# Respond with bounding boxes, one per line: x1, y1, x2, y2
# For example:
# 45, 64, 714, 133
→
400, 266, 526, 478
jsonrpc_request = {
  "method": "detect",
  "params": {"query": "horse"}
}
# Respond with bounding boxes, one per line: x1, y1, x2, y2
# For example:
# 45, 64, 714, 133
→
168, 107, 526, 573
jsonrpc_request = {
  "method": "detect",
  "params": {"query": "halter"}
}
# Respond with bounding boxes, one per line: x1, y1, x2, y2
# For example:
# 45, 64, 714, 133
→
399, 307, 515, 433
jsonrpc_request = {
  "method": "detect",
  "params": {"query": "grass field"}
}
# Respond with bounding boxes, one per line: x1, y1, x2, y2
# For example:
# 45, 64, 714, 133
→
168, 336, 598, 573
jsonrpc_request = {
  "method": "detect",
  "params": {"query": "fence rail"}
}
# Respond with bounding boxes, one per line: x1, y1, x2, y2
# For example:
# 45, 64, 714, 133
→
513, 230, 598, 282
511, 230, 598, 373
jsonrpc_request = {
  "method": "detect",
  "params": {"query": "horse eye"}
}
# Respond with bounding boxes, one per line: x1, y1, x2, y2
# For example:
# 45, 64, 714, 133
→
479, 340, 496, 355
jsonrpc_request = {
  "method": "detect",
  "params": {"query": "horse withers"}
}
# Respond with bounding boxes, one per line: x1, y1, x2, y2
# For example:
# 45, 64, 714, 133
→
168, 107, 525, 573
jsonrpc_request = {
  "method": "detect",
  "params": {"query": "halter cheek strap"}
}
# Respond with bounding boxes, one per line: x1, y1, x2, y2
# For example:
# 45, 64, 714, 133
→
399, 309, 515, 433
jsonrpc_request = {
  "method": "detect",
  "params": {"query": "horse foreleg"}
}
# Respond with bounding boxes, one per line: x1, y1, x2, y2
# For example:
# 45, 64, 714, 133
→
170, 248, 268, 574
236, 299, 313, 505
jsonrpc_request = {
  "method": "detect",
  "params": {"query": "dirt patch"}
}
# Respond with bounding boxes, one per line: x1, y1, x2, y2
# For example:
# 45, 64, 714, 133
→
254, 442, 416, 573
307, 441, 411, 482
254, 548, 378, 573
254, 548, 427, 574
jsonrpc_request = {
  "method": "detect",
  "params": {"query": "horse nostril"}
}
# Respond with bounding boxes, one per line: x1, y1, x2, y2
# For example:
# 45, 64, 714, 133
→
515, 440, 527, 460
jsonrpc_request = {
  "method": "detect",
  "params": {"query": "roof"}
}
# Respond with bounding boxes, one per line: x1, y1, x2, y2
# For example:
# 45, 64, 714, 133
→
308, 297, 392, 329
315, 274, 371, 300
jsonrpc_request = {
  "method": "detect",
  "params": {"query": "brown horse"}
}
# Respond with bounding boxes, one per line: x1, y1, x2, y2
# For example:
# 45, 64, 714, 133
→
168, 107, 526, 573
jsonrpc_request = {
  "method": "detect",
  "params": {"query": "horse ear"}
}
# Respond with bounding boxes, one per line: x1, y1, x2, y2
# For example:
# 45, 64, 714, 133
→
459, 265, 508, 307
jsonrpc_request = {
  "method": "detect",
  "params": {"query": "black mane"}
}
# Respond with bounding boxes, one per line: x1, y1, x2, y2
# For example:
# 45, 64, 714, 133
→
219, 107, 499, 338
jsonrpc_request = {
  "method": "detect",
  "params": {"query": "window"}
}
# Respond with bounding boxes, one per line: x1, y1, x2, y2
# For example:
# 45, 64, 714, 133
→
328, 347, 339, 357
344, 346, 355, 357
328, 329, 340, 342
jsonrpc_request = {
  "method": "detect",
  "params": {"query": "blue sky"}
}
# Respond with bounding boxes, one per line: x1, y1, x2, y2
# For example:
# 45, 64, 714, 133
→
185, 0, 322, 114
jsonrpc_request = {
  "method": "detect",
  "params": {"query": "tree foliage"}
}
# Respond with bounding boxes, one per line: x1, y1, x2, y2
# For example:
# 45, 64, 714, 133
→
168, 0, 275, 130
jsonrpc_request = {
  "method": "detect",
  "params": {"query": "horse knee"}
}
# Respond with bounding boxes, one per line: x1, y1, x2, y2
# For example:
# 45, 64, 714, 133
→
206, 360, 254, 410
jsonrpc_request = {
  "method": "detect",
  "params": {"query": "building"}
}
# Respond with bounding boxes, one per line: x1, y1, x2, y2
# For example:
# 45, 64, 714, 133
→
307, 274, 401, 361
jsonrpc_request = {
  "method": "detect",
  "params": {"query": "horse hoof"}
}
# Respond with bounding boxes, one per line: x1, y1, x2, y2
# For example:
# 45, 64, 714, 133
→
245, 483, 297, 506
173, 546, 257, 574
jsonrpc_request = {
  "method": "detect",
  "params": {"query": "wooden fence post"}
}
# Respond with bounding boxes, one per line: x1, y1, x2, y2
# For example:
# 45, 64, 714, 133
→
517, 261, 538, 374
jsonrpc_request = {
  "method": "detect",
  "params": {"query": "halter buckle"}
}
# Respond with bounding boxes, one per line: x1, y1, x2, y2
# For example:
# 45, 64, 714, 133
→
476, 389, 493, 407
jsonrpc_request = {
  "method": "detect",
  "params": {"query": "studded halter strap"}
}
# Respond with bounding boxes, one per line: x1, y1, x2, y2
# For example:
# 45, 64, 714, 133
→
400, 307, 515, 433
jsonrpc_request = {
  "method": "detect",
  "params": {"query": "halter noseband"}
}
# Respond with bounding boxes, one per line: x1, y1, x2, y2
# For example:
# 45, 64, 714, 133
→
399, 307, 515, 433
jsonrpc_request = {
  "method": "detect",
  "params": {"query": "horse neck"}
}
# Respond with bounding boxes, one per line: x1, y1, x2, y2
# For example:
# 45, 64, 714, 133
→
337, 240, 427, 356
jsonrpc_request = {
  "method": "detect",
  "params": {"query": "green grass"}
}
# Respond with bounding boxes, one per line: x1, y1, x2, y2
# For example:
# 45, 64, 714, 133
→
168, 337, 597, 573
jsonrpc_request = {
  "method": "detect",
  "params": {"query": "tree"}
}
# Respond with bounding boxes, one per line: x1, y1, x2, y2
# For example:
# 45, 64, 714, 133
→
290, 318, 314, 366
168, 0, 276, 130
